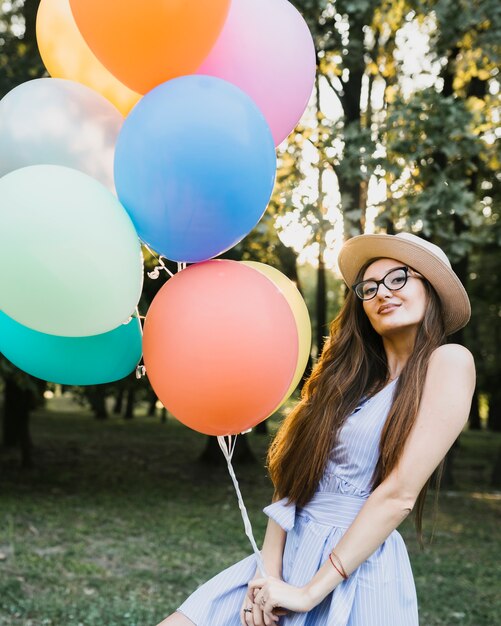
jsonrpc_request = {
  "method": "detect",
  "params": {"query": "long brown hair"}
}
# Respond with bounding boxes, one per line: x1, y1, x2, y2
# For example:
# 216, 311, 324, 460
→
267, 260, 447, 543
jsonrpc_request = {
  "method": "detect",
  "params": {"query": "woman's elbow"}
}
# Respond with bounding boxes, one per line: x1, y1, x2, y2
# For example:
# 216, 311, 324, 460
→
377, 478, 417, 519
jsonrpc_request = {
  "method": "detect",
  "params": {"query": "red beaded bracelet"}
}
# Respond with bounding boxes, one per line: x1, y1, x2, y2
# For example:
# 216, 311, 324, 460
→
329, 551, 348, 580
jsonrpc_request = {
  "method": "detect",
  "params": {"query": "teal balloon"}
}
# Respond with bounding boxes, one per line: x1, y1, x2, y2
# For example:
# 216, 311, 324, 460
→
0, 165, 143, 336
0, 311, 142, 385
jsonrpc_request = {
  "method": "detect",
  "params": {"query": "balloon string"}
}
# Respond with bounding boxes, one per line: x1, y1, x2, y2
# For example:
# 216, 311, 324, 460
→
217, 435, 267, 577
144, 245, 174, 279
134, 306, 146, 379
135, 306, 143, 336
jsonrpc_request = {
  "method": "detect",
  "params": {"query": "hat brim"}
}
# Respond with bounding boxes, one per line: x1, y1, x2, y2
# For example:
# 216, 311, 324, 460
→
338, 234, 471, 336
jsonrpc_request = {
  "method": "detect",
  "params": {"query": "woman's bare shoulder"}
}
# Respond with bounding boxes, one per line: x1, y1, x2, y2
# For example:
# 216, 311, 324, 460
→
427, 344, 476, 385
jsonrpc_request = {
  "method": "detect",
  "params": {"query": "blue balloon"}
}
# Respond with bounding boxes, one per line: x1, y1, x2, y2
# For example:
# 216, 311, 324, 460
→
114, 75, 276, 263
0, 311, 142, 385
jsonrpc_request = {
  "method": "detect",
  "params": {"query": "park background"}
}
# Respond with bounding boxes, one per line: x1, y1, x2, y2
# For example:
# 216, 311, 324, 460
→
0, 0, 500, 624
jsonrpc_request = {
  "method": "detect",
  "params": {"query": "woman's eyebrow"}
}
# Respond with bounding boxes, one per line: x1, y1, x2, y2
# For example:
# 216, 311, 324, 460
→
362, 266, 403, 281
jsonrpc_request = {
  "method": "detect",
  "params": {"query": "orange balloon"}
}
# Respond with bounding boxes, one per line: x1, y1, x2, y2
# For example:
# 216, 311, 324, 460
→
142, 260, 299, 436
36, 0, 140, 116
69, 0, 232, 94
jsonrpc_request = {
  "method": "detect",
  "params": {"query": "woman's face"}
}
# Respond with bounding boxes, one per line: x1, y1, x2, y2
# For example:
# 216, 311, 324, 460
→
360, 257, 428, 338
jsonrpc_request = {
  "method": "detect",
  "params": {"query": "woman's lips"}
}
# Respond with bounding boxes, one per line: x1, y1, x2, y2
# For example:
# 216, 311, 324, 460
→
378, 303, 400, 314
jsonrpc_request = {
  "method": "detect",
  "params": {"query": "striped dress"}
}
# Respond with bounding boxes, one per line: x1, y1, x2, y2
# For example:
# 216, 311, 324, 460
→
177, 378, 419, 625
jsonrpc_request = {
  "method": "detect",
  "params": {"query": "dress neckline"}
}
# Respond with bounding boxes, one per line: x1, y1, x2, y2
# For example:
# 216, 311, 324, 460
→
354, 377, 399, 413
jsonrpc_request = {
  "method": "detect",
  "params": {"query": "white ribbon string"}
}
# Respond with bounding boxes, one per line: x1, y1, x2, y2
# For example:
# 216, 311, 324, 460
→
134, 307, 146, 379
217, 435, 267, 578
144, 245, 175, 278
135, 307, 143, 336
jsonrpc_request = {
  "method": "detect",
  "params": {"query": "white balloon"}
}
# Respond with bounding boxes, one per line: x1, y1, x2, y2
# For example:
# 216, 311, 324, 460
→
0, 77, 122, 191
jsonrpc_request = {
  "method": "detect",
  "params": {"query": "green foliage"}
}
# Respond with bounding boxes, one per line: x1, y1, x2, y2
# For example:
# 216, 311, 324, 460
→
379, 88, 490, 259
464, 218, 501, 401
426, 0, 501, 91
0, 0, 45, 97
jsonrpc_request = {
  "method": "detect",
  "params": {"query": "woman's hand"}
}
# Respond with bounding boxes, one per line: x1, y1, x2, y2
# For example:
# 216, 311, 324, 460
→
240, 582, 285, 626
249, 576, 314, 615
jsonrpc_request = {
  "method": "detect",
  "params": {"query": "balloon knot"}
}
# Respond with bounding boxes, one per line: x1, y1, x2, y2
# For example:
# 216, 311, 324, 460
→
147, 267, 160, 280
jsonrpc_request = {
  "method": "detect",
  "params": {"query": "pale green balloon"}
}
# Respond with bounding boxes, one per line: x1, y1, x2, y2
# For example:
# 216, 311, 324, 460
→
0, 164, 144, 336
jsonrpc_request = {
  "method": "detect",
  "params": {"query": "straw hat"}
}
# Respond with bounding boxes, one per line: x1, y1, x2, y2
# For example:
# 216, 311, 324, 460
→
338, 232, 471, 335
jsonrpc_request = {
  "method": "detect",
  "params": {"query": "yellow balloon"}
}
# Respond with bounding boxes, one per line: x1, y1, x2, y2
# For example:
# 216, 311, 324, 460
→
242, 261, 311, 416
36, 0, 141, 116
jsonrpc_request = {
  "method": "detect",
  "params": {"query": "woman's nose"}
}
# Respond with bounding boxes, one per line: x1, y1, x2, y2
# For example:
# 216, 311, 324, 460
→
376, 283, 393, 298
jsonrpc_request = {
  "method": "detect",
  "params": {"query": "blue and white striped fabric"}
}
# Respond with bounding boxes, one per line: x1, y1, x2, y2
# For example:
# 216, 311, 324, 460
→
177, 378, 419, 625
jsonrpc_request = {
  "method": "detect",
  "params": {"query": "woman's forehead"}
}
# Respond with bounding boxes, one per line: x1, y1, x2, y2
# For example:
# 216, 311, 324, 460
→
362, 257, 404, 280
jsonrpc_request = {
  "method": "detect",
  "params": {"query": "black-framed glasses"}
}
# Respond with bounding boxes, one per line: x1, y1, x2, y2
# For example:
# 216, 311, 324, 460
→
352, 266, 420, 301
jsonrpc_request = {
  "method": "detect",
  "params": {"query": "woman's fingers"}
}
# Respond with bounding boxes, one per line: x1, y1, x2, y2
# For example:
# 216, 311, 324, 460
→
263, 609, 280, 625
241, 598, 255, 625
249, 577, 266, 590
245, 578, 285, 624
263, 611, 273, 626
254, 590, 277, 615
247, 586, 257, 604
255, 602, 270, 626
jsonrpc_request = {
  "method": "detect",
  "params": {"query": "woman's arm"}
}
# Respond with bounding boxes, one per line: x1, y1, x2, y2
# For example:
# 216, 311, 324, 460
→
250, 344, 476, 613
260, 515, 287, 577
240, 511, 287, 625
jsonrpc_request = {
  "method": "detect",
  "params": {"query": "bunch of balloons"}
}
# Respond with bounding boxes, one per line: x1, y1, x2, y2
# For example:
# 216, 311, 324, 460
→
0, 0, 316, 435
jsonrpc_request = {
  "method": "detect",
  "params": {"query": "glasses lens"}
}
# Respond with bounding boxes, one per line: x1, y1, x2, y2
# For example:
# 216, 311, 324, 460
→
356, 281, 377, 300
384, 268, 407, 290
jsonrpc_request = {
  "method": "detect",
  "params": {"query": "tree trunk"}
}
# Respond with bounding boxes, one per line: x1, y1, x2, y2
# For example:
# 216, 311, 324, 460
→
199, 435, 256, 466
255, 421, 268, 435
2, 377, 34, 468
124, 387, 135, 420
87, 386, 108, 420
490, 446, 501, 488
314, 73, 328, 357
488, 388, 501, 432
147, 392, 158, 417
23, 0, 39, 42
316, 242, 327, 356
468, 389, 482, 430
275, 240, 300, 284
338, 17, 365, 240
113, 389, 124, 415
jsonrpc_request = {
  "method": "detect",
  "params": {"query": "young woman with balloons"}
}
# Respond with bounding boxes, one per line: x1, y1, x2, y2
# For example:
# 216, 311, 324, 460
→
157, 232, 475, 626
0, 0, 473, 623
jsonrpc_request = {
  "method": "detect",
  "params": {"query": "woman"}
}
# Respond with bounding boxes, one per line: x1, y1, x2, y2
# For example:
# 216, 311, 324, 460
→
158, 232, 475, 626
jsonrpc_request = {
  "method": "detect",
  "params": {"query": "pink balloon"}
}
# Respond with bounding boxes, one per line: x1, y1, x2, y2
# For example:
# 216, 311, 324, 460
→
198, 0, 316, 146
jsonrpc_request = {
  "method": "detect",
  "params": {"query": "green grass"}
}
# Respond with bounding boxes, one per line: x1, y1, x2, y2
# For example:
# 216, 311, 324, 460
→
0, 402, 500, 626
